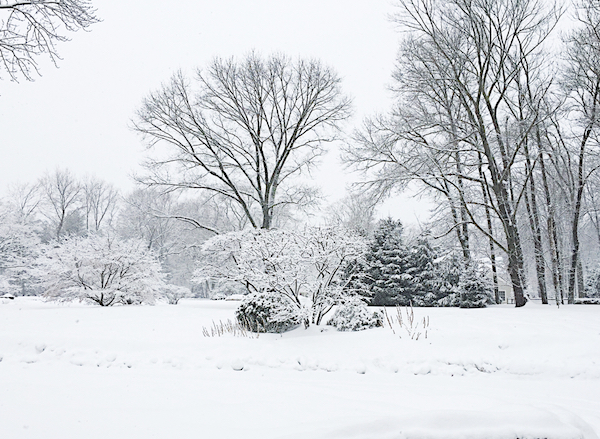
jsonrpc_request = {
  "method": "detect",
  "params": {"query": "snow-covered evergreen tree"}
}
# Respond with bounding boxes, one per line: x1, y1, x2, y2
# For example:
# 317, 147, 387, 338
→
362, 218, 411, 306
404, 237, 438, 306
457, 263, 494, 308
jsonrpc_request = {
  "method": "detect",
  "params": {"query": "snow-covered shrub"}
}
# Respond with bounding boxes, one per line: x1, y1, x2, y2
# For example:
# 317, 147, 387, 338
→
235, 291, 302, 333
0, 220, 42, 296
38, 235, 165, 306
162, 284, 192, 304
327, 303, 383, 331
303, 226, 368, 324
196, 226, 367, 327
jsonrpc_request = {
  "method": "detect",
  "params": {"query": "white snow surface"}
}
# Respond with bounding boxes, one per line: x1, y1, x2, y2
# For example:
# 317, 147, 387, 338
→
0, 297, 599, 439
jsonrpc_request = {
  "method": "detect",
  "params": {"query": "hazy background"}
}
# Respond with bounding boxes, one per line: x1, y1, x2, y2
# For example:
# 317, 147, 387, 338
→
0, 0, 431, 223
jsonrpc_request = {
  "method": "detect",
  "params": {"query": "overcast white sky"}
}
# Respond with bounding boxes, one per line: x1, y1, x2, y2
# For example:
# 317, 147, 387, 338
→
0, 0, 432, 223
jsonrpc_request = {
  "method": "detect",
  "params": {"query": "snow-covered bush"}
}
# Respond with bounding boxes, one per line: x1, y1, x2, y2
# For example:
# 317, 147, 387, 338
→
303, 226, 368, 324
38, 235, 165, 306
574, 297, 600, 304
235, 291, 302, 333
197, 226, 367, 328
161, 284, 192, 304
0, 221, 42, 296
327, 303, 383, 331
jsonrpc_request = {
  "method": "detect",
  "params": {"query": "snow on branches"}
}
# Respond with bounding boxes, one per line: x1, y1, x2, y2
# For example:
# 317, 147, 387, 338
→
38, 235, 165, 306
195, 226, 367, 327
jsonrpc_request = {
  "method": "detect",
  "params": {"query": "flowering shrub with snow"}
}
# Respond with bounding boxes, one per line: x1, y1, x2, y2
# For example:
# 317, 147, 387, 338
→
38, 235, 165, 306
327, 303, 383, 331
235, 291, 303, 333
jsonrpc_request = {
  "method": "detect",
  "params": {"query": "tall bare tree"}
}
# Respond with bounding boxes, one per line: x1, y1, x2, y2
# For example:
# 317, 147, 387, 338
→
133, 53, 351, 230
0, 0, 99, 81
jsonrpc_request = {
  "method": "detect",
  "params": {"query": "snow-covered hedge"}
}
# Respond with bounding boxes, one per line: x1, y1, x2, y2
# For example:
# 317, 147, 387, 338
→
235, 292, 302, 333
327, 303, 383, 331
573, 298, 600, 305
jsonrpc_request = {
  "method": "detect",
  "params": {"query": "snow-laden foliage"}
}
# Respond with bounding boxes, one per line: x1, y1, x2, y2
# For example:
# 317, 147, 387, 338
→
351, 219, 441, 306
0, 215, 42, 296
303, 226, 368, 324
327, 303, 383, 331
196, 226, 367, 327
457, 263, 494, 308
236, 291, 303, 333
37, 235, 165, 306
584, 265, 600, 298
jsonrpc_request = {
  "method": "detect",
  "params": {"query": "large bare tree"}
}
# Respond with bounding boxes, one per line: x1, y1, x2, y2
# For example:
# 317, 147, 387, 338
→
0, 0, 99, 81
133, 53, 351, 230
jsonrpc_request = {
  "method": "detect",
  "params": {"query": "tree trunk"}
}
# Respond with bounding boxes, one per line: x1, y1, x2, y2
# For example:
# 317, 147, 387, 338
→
523, 141, 548, 304
539, 149, 563, 305
568, 129, 590, 304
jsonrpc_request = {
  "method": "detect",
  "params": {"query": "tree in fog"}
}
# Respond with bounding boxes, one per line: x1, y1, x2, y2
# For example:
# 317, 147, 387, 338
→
82, 177, 119, 233
133, 52, 351, 229
0, 0, 99, 80
0, 203, 41, 295
39, 169, 82, 241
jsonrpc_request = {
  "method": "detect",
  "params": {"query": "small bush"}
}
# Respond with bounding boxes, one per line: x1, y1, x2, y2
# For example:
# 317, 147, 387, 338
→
327, 303, 383, 331
162, 285, 192, 305
235, 292, 301, 333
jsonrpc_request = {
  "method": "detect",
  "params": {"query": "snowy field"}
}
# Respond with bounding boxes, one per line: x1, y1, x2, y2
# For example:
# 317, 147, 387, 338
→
1, 298, 599, 439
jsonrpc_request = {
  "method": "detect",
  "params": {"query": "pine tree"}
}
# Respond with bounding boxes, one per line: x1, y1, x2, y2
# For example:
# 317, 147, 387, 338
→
352, 218, 410, 305
405, 237, 439, 306
458, 263, 494, 308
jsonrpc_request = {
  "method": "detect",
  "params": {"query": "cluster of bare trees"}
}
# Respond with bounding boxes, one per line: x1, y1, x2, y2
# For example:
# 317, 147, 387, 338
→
344, 0, 600, 305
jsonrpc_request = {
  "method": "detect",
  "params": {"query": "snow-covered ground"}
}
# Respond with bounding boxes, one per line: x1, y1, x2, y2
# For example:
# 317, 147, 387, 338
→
1, 297, 599, 439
